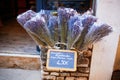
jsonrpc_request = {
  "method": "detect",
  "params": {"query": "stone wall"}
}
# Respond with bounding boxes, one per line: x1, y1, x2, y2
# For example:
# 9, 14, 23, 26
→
41, 46, 93, 80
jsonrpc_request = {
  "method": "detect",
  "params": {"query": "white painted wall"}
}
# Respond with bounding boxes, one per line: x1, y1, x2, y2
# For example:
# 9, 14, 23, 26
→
89, 0, 120, 80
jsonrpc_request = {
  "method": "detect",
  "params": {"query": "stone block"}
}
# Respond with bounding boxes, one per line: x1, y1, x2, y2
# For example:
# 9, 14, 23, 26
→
43, 76, 56, 80
42, 61, 46, 66
56, 77, 64, 80
71, 72, 89, 77
87, 44, 93, 51
65, 77, 75, 80
60, 73, 70, 76
43, 71, 49, 76
83, 50, 92, 58
50, 72, 59, 76
77, 58, 89, 67
78, 67, 90, 73
43, 67, 48, 72
76, 77, 88, 80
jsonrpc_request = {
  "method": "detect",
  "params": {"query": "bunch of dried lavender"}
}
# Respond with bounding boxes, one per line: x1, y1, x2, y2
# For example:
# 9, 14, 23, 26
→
24, 14, 55, 47
38, 10, 51, 24
17, 10, 47, 47
48, 15, 59, 42
73, 14, 97, 50
82, 22, 112, 49
67, 15, 83, 49
17, 8, 113, 51
27, 30, 47, 47
58, 7, 77, 43
17, 10, 36, 26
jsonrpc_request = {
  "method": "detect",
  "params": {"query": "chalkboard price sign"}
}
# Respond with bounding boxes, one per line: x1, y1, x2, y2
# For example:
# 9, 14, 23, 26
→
46, 49, 77, 71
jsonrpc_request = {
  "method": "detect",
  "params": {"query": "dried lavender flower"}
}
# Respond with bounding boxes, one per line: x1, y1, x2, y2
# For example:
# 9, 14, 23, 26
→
81, 15, 97, 27
17, 10, 47, 47
24, 14, 55, 47
17, 10, 36, 26
27, 30, 47, 47
48, 15, 59, 42
58, 7, 77, 22
38, 10, 51, 23
67, 15, 83, 49
73, 14, 97, 50
82, 22, 113, 49
68, 15, 81, 30
16, 7, 113, 51
58, 7, 77, 43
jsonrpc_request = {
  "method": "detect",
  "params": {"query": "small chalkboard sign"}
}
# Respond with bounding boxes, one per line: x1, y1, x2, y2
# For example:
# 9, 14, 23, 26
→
46, 49, 77, 71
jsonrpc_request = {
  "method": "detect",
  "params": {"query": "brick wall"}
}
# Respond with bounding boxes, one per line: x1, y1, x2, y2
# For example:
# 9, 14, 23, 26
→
40, 46, 93, 80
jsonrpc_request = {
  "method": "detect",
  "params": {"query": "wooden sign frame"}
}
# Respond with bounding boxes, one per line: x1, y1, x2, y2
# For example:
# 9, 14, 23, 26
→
46, 49, 77, 71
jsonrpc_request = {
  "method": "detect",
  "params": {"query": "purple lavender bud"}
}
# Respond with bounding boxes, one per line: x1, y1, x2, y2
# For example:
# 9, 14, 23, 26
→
91, 23, 112, 41
73, 15, 95, 50
17, 10, 36, 26
24, 15, 47, 37
71, 21, 83, 38
64, 8, 77, 20
58, 7, 77, 43
83, 22, 113, 49
48, 16, 58, 27
68, 15, 83, 49
24, 14, 54, 47
58, 7, 77, 22
81, 15, 97, 27
68, 15, 81, 30
48, 15, 59, 41
68, 15, 83, 38
38, 10, 51, 23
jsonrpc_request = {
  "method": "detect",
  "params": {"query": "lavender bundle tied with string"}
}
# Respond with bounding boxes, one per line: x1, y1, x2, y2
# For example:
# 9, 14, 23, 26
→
48, 15, 59, 42
67, 15, 83, 49
58, 7, 77, 43
24, 14, 55, 48
17, 10, 47, 47
73, 14, 98, 50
